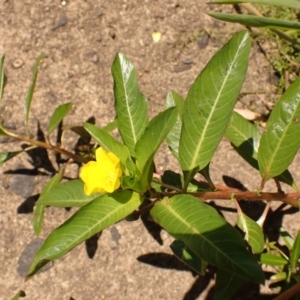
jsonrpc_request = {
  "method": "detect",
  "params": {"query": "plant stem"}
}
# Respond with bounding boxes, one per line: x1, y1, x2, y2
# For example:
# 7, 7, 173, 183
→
2, 128, 90, 164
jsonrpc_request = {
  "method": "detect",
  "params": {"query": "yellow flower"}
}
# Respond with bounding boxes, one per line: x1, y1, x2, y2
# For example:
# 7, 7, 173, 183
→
80, 147, 122, 195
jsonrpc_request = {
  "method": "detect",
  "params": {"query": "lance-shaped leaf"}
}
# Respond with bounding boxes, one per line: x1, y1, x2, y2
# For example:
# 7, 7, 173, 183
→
24, 53, 44, 136
150, 195, 264, 283
112, 53, 148, 156
259, 253, 288, 266
214, 269, 245, 300
47, 102, 72, 136
179, 31, 250, 176
290, 230, 300, 269
0, 55, 6, 112
84, 122, 132, 171
170, 240, 207, 275
226, 112, 298, 189
165, 91, 184, 159
0, 151, 23, 165
210, 0, 300, 9
237, 212, 264, 254
135, 107, 177, 173
258, 77, 300, 181
208, 13, 300, 30
27, 191, 141, 278
33, 173, 63, 236
37, 180, 102, 207
10, 290, 26, 300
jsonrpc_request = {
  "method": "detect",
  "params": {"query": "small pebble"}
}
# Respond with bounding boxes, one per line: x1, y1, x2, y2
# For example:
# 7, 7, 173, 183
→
109, 31, 116, 39
198, 34, 209, 49
96, 35, 102, 42
182, 58, 193, 65
12, 58, 24, 69
91, 54, 99, 63
51, 15, 68, 31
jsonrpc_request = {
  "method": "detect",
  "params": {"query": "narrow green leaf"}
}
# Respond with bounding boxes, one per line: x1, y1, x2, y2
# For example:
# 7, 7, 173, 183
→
270, 272, 287, 283
170, 240, 207, 275
112, 53, 148, 156
226, 112, 299, 189
0, 127, 8, 136
0, 151, 23, 165
27, 191, 141, 278
258, 77, 300, 181
165, 91, 184, 159
33, 173, 62, 236
260, 253, 288, 266
37, 179, 101, 207
135, 107, 177, 173
210, 0, 300, 10
179, 31, 250, 176
83, 123, 132, 170
237, 212, 264, 254
102, 120, 117, 132
150, 195, 264, 283
47, 102, 72, 136
10, 290, 26, 300
208, 13, 300, 30
280, 227, 294, 251
214, 269, 245, 300
225, 111, 260, 169
290, 230, 300, 269
24, 53, 44, 135
0, 55, 7, 112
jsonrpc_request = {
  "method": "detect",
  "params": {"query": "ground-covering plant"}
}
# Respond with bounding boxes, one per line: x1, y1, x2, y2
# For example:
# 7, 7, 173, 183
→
2, 30, 300, 299
209, 0, 300, 92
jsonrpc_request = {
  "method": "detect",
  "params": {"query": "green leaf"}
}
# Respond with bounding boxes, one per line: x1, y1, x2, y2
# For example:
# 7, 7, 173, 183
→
27, 191, 141, 278
170, 240, 207, 275
208, 13, 300, 30
37, 180, 101, 207
102, 120, 117, 132
150, 194, 264, 283
237, 212, 264, 254
112, 53, 148, 156
65, 125, 91, 143
179, 31, 250, 177
280, 227, 294, 251
165, 91, 184, 159
225, 111, 260, 169
214, 269, 245, 300
24, 53, 44, 136
290, 230, 300, 269
10, 290, 26, 300
270, 272, 287, 283
259, 253, 288, 266
47, 102, 72, 136
226, 112, 298, 189
0, 127, 8, 136
258, 77, 300, 181
0, 151, 23, 165
83, 123, 132, 171
135, 107, 177, 174
33, 173, 62, 236
210, 0, 300, 10
0, 55, 7, 112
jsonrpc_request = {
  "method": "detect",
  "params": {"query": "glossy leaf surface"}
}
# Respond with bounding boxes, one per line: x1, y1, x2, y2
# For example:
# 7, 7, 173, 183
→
28, 191, 141, 278
37, 180, 102, 207
112, 53, 148, 156
170, 240, 207, 275
208, 13, 300, 30
47, 102, 72, 136
237, 212, 264, 254
210, 0, 300, 9
33, 173, 62, 236
150, 194, 264, 283
179, 31, 250, 175
260, 253, 288, 266
214, 269, 245, 300
165, 91, 184, 159
258, 77, 300, 181
24, 53, 44, 134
